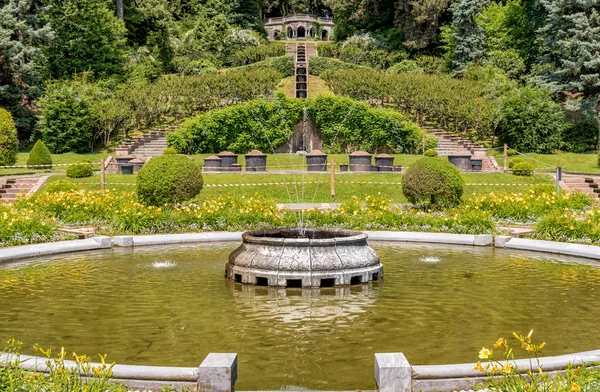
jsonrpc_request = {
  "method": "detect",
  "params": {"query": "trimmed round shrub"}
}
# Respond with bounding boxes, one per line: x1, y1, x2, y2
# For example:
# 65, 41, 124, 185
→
0, 108, 18, 167
66, 161, 93, 178
508, 157, 524, 169
27, 140, 53, 169
424, 149, 438, 157
45, 180, 79, 193
388, 60, 424, 75
402, 157, 465, 206
137, 154, 203, 206
512, 161, 534, 176
163, 147, 177, 155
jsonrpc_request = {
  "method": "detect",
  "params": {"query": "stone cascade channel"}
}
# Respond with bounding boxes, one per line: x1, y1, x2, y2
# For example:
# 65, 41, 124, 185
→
287, 43, 317, 99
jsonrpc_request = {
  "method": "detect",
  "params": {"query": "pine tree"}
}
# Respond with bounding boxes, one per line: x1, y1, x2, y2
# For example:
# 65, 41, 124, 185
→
537, 0, 600, 150
44, 0, 127, 79
449, 0, 490, 74
0, 0, 52, 139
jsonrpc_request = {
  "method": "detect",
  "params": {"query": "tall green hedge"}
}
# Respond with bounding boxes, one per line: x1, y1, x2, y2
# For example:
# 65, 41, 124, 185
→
0, 108, 18, 166
228, 56, 294, 77
167, 95, 424, 154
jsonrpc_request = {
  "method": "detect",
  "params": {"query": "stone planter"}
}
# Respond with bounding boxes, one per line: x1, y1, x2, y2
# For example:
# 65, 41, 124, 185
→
375, 154, 394, 172
448, 152, 473, 171
471, 159, 483, 171
129, 158, 145, 174
203, 156, 222, 171
349, 151, 372, 172
121, 164, 134, 175
245, 150, 267, 172
226, 228, 383, 288
217, 151, 238, 169
306, 149, 327, 171
340, 164, 348, 172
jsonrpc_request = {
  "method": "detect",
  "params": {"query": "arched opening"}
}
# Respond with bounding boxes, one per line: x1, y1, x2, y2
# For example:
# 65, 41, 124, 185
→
287, 27, 293, 39
309, 28, 315, 38
274, 30, 281, 40
321, 29, 328, 41
297, 26, 306, 39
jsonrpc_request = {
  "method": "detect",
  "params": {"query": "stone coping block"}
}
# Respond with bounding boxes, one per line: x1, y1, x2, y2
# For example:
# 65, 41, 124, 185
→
366, 231, 493, 246
375, 353, 411, 392
0, 237, 111, 263
504, 238, 600, 260
199, 353, 238, 392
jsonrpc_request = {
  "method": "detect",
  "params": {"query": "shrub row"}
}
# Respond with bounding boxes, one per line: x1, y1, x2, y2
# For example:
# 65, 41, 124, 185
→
227, 56, 294, 77
308, 57, 370, 76
39, 69, 283, 153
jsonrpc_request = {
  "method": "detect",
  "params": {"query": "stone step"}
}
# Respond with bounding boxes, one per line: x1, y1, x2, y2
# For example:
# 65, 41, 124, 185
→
0, 188, 28, 195
563, 177, 586, 183
7, 178, 39, 184
5, 184, 33, 190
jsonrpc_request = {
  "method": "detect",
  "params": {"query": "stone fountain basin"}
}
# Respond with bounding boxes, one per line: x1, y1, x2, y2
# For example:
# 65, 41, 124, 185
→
226, 228, 383, 288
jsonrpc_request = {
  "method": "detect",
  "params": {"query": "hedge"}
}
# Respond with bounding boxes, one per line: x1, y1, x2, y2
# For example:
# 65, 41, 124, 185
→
309, 57, 370, 76
27, 140, 53, 168
167, 95, 424, 154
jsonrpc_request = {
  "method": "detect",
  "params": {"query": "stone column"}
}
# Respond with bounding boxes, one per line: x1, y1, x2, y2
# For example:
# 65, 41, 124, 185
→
198, 353, 238, 392
375, 353, 412, 392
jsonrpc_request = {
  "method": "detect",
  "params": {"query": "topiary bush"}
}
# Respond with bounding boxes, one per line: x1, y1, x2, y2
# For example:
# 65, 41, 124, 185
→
163, 147, 177, 155
27, 140, 53, 169
66, 161, 93, 178
424, 149, 438, 157
402, 157, 465, 206
388, 60, 425, 75
45, 180, 79, 193
0, 108, 18, 167
137, 154, 203, 206
512, 161, 534, 176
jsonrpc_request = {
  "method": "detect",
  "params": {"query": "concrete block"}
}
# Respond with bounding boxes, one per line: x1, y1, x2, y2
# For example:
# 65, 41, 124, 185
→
198, 353, 237, 392
93, 236, 112, 249
562, 244, 600, 260
494, 235, 512, 248
375, 353, 412, 392
205, 232, 243, 242
504, 238, 569, 254
113, 236, 134, 247
473, 235, 493, 246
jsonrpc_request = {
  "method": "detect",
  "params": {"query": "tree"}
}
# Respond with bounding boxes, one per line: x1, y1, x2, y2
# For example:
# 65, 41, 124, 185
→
536, 0, 600, 150
394, 0, 450, 49
449, 0, 490, 74
0, 0, 52, 140
43, 0, 127, 78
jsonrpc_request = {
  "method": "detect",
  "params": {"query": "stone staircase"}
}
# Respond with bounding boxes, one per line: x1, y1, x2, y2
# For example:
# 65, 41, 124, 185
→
0, 178, 39, 203
427, 129, 498, 172
115, 130, 170, 158
563, 177, 600, 199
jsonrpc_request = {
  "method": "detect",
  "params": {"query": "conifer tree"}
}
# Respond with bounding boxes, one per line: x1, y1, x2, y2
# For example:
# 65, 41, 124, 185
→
0, 0, 52, 139
449, 0, 490, 74
537, 0, 600, 150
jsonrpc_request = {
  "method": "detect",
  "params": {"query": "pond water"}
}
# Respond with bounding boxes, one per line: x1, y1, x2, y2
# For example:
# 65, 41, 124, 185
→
1, 242, 599, 390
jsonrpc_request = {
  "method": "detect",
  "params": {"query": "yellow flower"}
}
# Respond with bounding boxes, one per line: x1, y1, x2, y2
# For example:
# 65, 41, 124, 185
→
493, 338, 506, 349
478, 347, 492, 360
570, 383, 581, 392
473, 361, 488, 373
502, 363, 513, 374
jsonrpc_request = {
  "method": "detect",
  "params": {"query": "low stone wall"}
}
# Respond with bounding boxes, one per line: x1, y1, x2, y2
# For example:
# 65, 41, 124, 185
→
1, 232, 600, 391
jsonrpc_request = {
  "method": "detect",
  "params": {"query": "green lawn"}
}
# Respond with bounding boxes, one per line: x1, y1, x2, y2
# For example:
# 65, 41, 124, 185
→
44, 172, 554, 204
490, 151, 600, 173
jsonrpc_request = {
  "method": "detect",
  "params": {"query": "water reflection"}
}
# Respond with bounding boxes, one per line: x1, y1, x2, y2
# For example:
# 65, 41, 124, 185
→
229, 281, 381, 326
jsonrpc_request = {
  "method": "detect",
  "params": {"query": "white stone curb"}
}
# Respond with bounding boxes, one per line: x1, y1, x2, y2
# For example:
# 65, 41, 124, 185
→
114, 232, 244, 247
500, 238, 600, 260
366, 231, 493, 246
0, 236, 111, 263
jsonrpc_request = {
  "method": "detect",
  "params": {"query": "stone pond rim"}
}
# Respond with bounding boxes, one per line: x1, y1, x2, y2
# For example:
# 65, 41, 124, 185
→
226, 228, 383, 288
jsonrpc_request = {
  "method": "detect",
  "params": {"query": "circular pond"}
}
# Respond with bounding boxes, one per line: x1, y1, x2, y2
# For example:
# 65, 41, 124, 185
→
1, 242, 600, 390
